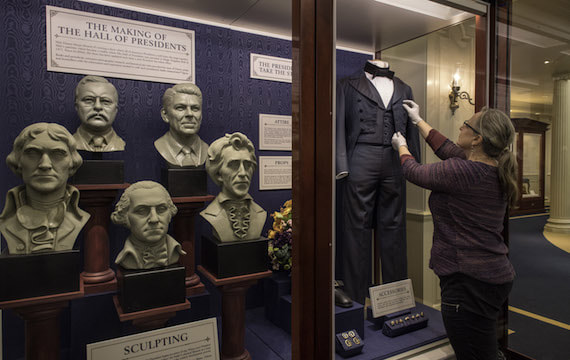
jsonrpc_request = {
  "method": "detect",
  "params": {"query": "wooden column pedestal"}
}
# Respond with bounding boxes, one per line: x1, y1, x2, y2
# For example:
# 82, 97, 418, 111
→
77, 184, 129, 294
113, 296, 191, 332
172, 195, 214, 296
0, 282, 84, 360
198, 265, 271, 360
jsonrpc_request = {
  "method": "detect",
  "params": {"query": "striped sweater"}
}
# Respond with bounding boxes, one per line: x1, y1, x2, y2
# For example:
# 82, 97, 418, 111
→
400, 129, 515, 284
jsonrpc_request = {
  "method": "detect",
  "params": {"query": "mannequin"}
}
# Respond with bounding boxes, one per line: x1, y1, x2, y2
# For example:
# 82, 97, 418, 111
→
335, 59, 421, 304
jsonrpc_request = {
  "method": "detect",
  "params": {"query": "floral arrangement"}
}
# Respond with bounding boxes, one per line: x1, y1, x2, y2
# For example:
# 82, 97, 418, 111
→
267, 200, 293, 271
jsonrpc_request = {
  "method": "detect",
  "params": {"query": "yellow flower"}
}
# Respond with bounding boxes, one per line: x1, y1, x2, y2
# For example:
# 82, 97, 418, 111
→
284, 200, 292, 209
268, 230, 276, 239
282, 207, 291, 216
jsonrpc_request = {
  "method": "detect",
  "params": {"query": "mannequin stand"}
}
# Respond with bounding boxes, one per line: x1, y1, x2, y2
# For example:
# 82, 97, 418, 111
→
77, 184, 129, 294
198, 265, 271, 360
0, 281, 84, 360
113, 296, 191, 331
172, 195, 214, 296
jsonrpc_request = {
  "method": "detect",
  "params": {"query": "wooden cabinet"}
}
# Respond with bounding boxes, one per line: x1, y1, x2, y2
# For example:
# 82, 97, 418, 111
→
511, 118, 549, 216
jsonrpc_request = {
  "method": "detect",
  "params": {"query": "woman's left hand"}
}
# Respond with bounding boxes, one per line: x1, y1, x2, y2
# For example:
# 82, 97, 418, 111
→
391, 132, 408, 151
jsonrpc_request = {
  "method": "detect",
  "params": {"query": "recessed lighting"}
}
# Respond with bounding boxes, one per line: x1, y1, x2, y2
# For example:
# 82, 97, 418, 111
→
544, 60, 550, 64
535, 112, 540, 115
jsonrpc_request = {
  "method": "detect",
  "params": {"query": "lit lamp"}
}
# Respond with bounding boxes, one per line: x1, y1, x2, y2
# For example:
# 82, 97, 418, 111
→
449, 73, 474, 115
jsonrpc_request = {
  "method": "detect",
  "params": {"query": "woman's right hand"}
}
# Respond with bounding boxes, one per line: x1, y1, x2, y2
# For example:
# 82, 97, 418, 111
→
403, 100, 423, 125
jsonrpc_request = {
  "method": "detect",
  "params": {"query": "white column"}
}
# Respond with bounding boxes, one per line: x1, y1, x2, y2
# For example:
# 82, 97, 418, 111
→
545, 74, 570, 233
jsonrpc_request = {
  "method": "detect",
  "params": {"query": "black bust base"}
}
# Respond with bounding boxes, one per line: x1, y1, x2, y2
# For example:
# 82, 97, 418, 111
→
161, 166, 207, 197
201, 236, 269, 278
0, 250, 80, 301
116, 265, 186, 313
71, 160, 124, 184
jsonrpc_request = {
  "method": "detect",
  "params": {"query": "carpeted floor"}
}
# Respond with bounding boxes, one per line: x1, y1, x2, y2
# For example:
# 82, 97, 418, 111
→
507, 214, 570, 360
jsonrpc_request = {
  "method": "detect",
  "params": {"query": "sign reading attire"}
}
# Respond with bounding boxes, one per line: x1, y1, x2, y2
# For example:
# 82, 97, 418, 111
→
86, 318, 219, 360
250, 54, 292, 83
369, 279, 415, 318
259, 114, 292, 151
46, 6, 195, 84
259, 156, 292, 190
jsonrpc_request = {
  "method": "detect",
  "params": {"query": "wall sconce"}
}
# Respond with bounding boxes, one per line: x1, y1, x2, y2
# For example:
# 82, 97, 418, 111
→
449, 73, 474, 115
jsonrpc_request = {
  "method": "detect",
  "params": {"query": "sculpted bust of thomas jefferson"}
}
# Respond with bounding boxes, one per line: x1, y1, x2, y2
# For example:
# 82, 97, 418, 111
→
111, 181, 186, 270
0, 123, 90, 254
200, 132, 267, 242
72, 75, 125, 152
154, 83, 209, 167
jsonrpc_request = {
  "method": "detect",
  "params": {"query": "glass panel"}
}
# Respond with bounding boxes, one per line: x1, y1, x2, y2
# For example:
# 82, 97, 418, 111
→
521, 133, 541, 197
508, 0, 569, 359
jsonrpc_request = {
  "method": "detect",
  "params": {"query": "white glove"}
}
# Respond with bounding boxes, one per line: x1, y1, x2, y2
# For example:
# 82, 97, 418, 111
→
391, 132, 408, 151
403, 100, 423, 125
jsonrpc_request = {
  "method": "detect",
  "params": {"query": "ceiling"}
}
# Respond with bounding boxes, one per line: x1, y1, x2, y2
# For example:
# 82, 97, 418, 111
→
87, 0, 570, 120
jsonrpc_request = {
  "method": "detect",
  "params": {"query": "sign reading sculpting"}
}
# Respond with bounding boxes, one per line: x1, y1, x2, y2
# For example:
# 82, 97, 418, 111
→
86, 318, 219, 360
250, 54, 292, 83
259, 156, 292, 190
369, 279, 415, 318
46, 6, 195, 84
259, 114, 292, 151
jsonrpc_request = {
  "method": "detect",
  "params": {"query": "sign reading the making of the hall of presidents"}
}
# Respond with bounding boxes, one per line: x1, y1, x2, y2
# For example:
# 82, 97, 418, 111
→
86, 318, 219, 360
46, 6, 195, 84
369, 279, 416, 318
250, 54, 292, 83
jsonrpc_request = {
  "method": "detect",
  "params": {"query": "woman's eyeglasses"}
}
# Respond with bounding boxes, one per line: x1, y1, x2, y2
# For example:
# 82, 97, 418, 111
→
463, 121, 481, 135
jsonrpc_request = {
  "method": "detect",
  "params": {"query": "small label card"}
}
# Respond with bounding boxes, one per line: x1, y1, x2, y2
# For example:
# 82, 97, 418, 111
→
259, 114, 292, 151
87, 318, 219, 360
259, 156, 292, 190
250, 53, 292, 83
369, 279, 415, 318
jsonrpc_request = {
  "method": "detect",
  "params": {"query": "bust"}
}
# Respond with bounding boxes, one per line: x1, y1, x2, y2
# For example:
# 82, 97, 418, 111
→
111, 181, 185, 270
154, 83, 209, 167
0, 123, 90, 254
72, 75, 125, 152
200, 132, 267, 242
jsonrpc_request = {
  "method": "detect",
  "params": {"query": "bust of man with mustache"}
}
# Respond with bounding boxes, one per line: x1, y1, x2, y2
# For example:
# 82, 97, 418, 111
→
111, 181, 185, 270
154, 83, 209, 167
200, 132, 267, 242
72, 75, 125, 152
0, 123, 90, 254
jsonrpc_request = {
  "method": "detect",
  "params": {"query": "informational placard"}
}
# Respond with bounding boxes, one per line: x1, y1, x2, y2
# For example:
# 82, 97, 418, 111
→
369, 279, 415, 318
250, 53, 292, 83
259, 114, 292, 151
46, 6, 195, 84
86, 318, 219, 360
259, 156, 292, 190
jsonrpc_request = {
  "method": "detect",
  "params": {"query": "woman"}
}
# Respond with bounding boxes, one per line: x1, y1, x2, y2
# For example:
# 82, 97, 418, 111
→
391, 100, 517, 360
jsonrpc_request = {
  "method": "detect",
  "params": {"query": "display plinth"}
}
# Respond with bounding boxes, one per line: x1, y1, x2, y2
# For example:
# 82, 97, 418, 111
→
0, 281, 84, 360
172, 195, 214, 295
113, 296, 191, 331
162, 166, 207, 197
71, 160, 125, 184
201, 236, 269, 278
77, 183, 129, 294
116, 265, 186, 313
198, 265, 271, 360
0, 250, 80, 302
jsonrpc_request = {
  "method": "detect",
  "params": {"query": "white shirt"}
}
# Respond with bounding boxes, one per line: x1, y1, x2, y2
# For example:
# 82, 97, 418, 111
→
365, 72, 394, 108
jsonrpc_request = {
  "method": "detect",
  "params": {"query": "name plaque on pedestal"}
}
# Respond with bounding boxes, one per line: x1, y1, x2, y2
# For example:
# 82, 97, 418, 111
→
71, 160, 124, 184
0, 250, 80, 301
161, 166, 207, 197
369, 279, 415, 318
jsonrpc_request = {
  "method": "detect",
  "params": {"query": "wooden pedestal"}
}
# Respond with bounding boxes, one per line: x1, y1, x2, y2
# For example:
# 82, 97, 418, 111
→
113, 296, 191, 331
198, 265, 271, 360
172, 195, 214, 296
0, 282, 84, 360
77, 184, 129, 294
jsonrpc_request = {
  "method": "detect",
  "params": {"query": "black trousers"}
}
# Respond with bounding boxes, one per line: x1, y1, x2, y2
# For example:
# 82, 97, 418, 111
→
440, 274, 513, 360
340, 144, 407, 304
